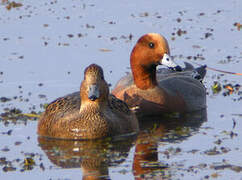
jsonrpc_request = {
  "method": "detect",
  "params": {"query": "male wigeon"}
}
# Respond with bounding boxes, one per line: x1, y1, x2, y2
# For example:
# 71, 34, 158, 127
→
38, 64, 139, 139
112, 33, 206, 116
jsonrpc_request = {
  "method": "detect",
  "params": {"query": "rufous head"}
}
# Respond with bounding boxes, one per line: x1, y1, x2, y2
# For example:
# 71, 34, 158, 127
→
130, 33, 181, 90
130, 33, 181, 71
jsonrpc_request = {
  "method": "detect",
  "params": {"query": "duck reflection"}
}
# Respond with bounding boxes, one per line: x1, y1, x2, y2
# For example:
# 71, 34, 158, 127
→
38, 109, 206, 179
38, 135, 137, 180
133, 109, 207, 179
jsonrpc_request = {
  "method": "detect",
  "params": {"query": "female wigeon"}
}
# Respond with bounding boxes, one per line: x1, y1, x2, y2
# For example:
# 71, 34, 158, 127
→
38, 64, 139, 139
112, 33, 206, 116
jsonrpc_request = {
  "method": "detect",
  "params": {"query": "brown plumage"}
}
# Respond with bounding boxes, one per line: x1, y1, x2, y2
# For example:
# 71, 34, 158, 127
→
37, 64, 139, 139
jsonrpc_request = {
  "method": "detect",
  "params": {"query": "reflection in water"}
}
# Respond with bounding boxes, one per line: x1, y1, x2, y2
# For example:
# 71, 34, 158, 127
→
38, 110, 207, 179
133, 109, 207, 179
38, 135, 137, 180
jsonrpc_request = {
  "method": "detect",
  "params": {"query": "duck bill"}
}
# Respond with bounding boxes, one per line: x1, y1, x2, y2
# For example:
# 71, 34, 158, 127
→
88, 84, 100, 101
160, 53, 182, 72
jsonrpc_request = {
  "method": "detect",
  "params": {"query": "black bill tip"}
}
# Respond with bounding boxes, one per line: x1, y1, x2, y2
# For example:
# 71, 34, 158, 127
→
88, 95, 98, 101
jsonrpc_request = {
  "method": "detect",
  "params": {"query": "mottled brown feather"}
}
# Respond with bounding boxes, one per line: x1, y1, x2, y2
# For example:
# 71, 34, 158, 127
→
38, 64, 138, 139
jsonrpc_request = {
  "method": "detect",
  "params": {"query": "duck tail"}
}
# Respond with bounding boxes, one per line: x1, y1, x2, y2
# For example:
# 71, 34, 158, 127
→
195, 65, 207, 80
183, 62, 207, 81
183, 62, 194, 70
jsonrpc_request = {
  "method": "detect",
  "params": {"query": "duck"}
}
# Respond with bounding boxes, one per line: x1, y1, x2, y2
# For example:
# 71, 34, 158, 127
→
37, 64, 139, 139
112, 33, 206, 116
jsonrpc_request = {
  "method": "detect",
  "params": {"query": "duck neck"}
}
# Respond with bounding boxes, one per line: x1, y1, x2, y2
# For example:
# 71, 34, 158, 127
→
131, 57, 157, 90
80, 101, 107, 113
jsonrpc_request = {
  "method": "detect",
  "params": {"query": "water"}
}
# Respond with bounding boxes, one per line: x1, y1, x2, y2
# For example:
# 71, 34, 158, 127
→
1, 0, 242, 179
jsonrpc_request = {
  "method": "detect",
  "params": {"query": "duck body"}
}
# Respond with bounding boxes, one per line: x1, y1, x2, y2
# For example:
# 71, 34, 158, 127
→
112, 64, 206, 115
38, 64, 139, 140
112, 33, 207, 116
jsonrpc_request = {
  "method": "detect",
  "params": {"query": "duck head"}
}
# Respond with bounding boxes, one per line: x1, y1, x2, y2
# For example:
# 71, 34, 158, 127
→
130, 33, 181, 90
80, 64, 109, 109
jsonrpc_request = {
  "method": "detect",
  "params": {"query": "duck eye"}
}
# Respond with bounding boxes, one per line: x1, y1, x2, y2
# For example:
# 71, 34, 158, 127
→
148, 42, 155, 49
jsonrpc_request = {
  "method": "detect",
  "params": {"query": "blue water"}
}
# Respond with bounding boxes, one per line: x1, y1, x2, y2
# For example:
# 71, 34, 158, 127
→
1, 0, 242, 179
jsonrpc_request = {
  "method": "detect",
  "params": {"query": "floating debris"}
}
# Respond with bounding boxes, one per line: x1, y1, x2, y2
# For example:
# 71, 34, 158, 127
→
211, 81, 222, 94
204, 147, 220, 155
0, 97, 11, 103
99, 48, 112, 52
2, 166, 16, 172
5, 1, 23, 10
234, 22, 242, 31
211, 163, 242, 172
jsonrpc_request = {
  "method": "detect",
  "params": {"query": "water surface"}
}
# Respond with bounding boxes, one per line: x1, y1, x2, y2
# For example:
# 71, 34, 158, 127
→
1, 0, 242, 179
